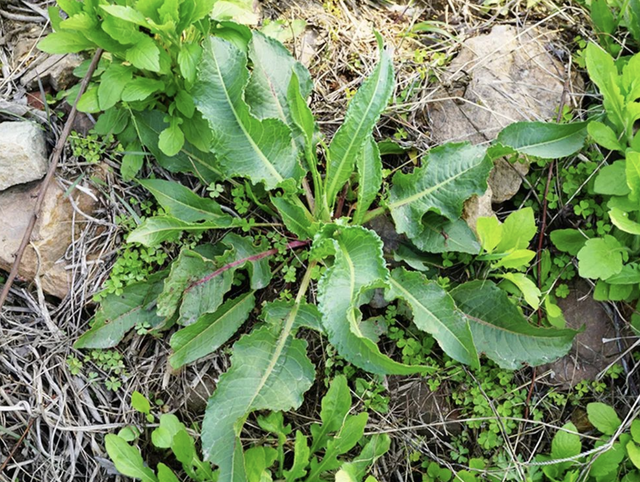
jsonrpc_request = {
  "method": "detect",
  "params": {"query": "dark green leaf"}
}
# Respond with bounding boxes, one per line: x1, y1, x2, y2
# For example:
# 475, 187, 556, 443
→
316, 225, 426, 375
138, 178, 233, 223
387, 268, 478, 368
451, 281, 577, 369
74, 275, 167, 349
193, 36, 303, 190
326, 34, 394, 206
169, 292, 255, 368
497, 121, 588, 159
388, 142, 491, 251
353, 137, 382, 224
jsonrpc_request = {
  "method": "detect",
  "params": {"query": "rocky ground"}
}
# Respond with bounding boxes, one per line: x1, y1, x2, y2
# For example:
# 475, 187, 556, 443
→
0, 1, 635, 481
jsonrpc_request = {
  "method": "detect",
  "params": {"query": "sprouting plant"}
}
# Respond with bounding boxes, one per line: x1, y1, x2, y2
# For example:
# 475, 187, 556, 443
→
69, 22, 590, 481
106, 378, 389, 481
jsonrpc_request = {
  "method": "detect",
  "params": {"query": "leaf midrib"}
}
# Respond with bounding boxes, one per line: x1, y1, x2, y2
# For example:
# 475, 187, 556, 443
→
338, 241, 365, 338
389, 160, 482, 211
388, 276, 473, 359
513, 125, 586, 151
327, 63, 385, 200
211, 40, 283, 184
144, 184, 223, 220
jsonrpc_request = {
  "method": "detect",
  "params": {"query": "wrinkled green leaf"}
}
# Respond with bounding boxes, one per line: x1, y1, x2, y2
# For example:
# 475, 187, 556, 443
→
316, 225, 426, 375
272, 196, 313, 239
201, 321, 314, 480
451, 281, 577, 369
326, 34, 394, 206
245, 30, 312, 125
193, 36, 303, 190
388, 142, 491, 250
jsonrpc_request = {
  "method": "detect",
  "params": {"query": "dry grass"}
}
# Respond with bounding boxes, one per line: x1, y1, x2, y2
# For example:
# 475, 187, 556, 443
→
1, 0, 639, 481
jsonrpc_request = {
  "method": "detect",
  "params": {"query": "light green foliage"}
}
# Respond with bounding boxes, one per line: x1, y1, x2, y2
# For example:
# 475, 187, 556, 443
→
39, 0, 257, 166
528, 401, 638, 481
541, 46, 640, 304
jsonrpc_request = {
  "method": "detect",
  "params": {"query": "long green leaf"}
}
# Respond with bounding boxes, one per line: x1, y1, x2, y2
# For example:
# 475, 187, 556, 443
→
353, 137, 382, 224
169, 292, 255, 368
138, 179, 234, 223
128, 216, 235, 247
497, 121, 588, 159
316, 225, 426, 375
388, 142, 491, 249
105, 435, 158, 482
386, 268, 479, 368
193, 36, 304, 190
74, 274, 167, 349
325, 35, 394, 206
201, 313, 315, 481
245, 30, 312, 124
451, 281, 577, 369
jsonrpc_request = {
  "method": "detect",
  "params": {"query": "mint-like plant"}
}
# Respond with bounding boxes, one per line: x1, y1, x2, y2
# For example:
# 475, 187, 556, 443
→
550, 44, 640, 305
72, 25, 587, 480
38, 0, 256, 178
106, 378, 389, 482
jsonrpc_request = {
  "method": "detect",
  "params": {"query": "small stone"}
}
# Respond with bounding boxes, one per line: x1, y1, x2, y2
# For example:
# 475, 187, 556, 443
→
489, 159, 529, 204
0, 180, 97, 298
462, 185, 494, 233
20, 53, 84, 92
541, 281, 623, 388
0, 121, 48, 191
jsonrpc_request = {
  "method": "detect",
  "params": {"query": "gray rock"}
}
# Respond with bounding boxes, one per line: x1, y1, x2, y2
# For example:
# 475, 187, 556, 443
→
462, 185, 493, 234
0, 121, 48, 191
20, 53, 83, 91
